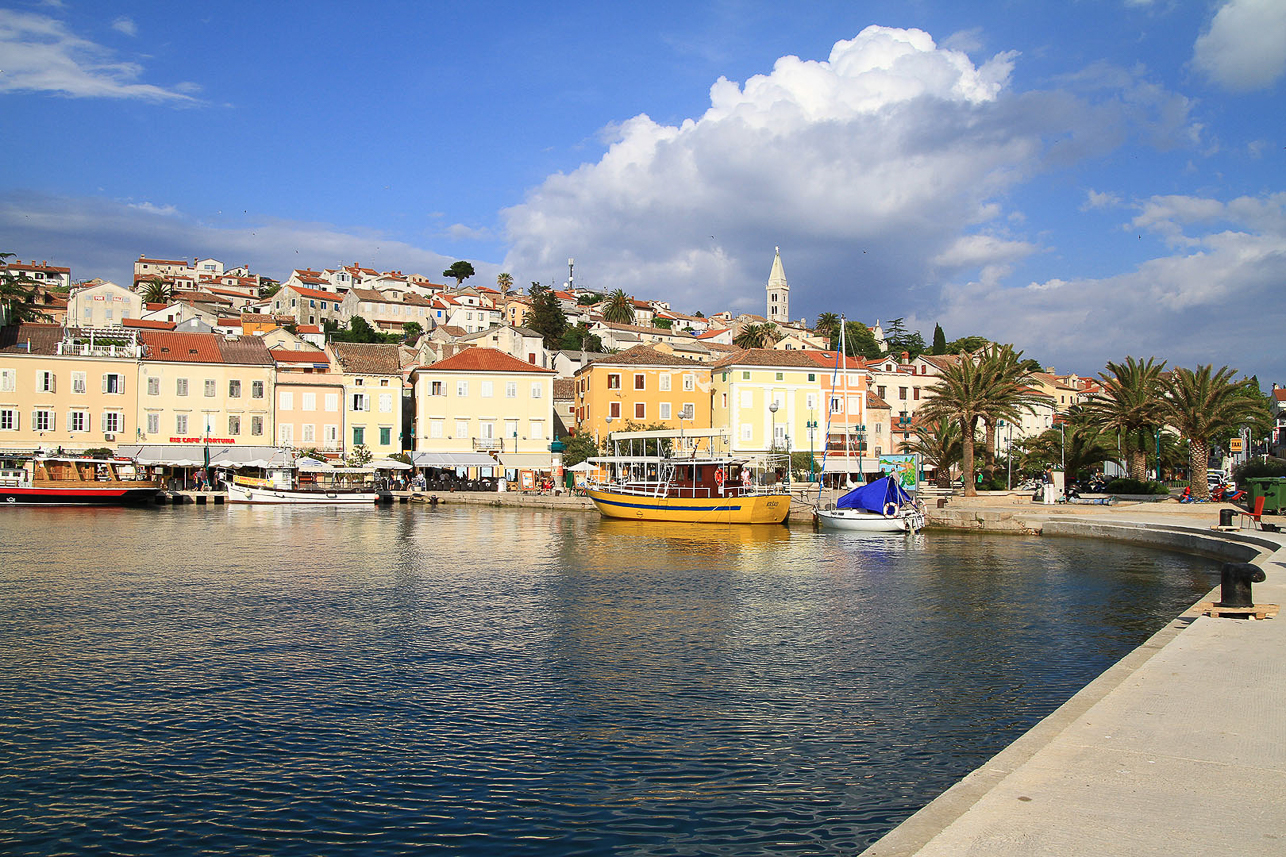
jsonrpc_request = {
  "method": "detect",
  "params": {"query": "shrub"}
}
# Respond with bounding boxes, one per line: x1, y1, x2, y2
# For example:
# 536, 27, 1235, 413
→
1105, 478, 1169, 495
1232, 457, 1286, 484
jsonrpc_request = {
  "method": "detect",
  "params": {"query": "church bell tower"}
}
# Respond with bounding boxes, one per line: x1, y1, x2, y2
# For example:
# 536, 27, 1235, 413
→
766, 247, 789, 324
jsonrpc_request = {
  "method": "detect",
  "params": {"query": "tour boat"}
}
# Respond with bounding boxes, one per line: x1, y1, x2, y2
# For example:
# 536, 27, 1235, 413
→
814, 475, 925, 533
585, 429, 791, 525
226, 464, 384, 505
0, 456, 162, 506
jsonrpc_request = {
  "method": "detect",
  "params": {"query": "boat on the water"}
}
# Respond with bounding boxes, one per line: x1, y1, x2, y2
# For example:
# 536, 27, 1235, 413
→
814, 475, 925, 533
585, 429, 791, 524
226, 462, 385, 505
0, 456, 162, 505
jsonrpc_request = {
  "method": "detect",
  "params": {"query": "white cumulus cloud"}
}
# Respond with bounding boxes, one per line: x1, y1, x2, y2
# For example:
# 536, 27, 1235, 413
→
1193, 0, 1286, 91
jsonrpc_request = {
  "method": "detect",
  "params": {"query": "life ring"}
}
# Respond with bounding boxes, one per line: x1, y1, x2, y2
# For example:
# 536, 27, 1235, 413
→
882, 502, 898, 518
714, 468, 725, 486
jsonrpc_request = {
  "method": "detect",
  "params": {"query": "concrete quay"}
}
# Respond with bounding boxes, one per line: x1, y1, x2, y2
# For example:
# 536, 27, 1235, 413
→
862, 495, 1286, 857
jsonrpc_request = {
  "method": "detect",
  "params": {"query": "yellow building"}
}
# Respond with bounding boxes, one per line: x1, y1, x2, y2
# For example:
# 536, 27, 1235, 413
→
270, 348, 345, 456
327, 343, 405, 458
709, 349, 827, 463
0, 324, 144, 453
411, 347, 556, 474
573, 345, 710, 447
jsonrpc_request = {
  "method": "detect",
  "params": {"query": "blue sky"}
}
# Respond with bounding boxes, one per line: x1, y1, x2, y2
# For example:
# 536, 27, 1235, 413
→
2, 0, 1284, 383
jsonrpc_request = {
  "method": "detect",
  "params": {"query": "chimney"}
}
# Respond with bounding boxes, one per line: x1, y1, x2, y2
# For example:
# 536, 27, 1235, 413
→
902, 351, 910, 362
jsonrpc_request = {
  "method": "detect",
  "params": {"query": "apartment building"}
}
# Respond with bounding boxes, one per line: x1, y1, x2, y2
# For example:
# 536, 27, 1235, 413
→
573, 345, 710, 446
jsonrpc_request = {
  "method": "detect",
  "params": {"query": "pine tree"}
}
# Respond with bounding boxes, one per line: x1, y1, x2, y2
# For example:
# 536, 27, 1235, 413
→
931, 323, 947, 355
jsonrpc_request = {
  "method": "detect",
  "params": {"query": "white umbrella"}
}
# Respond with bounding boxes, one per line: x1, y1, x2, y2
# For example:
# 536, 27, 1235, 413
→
369, 458, 412, 470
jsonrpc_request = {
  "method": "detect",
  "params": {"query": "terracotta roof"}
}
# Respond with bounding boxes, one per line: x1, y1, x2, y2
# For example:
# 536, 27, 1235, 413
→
866, 392, 891, 409
587, 345, 703, 368
286, 285, 339, 301
553, 378, 577, 400
271, 348, 330, 363
296, 324, 322, 334
422, 347, 555, 374
137, 257, 189, 266
349, 287, 431, 306
139, 331, 273, 365
709, 348, 822, 369
330, 342, 401, 375
0, 323, 64, 354
123, 318, 177, 331
804, 350, 866, 370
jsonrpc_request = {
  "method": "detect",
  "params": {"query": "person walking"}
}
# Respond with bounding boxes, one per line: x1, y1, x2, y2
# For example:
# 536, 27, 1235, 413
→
1042, 467, 1056, 505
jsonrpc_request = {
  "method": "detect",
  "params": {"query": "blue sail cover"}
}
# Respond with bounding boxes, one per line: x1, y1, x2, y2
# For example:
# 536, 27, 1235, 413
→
836, 475, 913, 513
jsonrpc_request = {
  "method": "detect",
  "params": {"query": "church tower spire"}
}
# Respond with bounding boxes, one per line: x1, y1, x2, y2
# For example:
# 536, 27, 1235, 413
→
766, 246, 789, 324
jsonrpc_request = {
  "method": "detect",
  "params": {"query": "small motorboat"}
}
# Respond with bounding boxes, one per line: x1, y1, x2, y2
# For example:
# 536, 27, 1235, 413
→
815, 475, 925, 533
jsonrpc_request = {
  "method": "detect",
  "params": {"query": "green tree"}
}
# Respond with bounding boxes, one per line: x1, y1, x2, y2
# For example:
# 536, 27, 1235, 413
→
139, 277, 172, 305
496, 272, 514, 296
402, 320, 423, 341
882, 318, 926, 359
653, 317, 673, 330
443, 260, 476, 286
1079, 356, 1168, 481
526, 283, 569, 349
840, 321, 883, 359
577, 293, 603, 306
1163, 365, 1264, 500
559, 433, 600, 467
944, 335, 990, 354
602, 289, 635, 324
815, 312, 841, 344
974, 345, 1046, 483
559, 322, 603, 353
1019, 418, 1119, 487
0, 253, 50, 324
345, 443, 373, 467
258, 277, 280, 299
899, 417, 963, 487
733, 323, 778, 349
931, 323, 947, 355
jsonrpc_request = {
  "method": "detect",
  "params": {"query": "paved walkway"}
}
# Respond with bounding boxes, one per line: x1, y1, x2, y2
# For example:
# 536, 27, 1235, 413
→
862, 498, 1286, 856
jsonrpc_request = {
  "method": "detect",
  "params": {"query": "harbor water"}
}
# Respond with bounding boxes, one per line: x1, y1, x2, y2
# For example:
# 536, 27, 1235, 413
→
0, 505, 1220, 855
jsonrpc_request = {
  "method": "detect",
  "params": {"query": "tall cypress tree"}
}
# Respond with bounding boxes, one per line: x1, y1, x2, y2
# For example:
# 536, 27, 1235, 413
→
526, 283, 568, 349
931, 323, 947, 355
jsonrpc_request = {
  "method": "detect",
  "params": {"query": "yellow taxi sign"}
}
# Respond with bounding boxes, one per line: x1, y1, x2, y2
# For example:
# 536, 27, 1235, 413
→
1230, 438, 1244, 452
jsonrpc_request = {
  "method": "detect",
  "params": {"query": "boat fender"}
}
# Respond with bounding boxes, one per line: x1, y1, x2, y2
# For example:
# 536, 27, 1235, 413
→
714, 468, 725, 486
883, 502, 898, 518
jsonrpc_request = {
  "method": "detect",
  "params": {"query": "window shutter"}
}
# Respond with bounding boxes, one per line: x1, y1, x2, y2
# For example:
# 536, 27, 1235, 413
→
102, 374, 108, 393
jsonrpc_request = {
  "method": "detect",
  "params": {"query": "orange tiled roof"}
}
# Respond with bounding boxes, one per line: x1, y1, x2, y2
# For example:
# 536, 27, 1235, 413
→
122, 318, 177, 331
421, 347, 555, 374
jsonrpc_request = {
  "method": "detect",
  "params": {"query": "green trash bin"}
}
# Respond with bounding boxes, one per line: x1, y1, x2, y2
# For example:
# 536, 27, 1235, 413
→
1245, 477, 1286, 514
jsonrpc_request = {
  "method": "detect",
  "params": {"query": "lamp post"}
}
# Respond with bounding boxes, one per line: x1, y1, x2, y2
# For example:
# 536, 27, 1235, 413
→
806, 418, 818, 482
769, 401, 779, 454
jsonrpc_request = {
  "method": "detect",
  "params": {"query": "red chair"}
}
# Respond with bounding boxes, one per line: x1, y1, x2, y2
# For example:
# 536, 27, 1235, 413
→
1239, 496, 1266, 529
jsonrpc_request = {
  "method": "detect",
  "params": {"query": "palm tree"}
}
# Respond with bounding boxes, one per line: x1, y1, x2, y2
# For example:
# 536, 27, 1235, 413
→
815, 312, 840, 346
974, 345, 1045, 484
602, 289, 635, 325
139, 277, 172, 305
496, 272, 514, 297
733, 323, 778, 349
900, 417, 963, 487
916, 352, 989, 496
0, 252, 51, 324
1080, 356, 1167, 481
1163, 365, 1263, 501
1019, 418, 1119, 488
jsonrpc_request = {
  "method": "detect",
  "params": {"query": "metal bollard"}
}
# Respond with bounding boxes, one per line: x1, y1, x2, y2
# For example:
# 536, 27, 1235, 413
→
1218, 562, 1266, 608
1219, 508, 1236, 528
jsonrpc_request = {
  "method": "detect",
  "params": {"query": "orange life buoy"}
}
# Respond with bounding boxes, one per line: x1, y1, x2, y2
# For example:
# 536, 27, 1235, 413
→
714, 467, 725, 485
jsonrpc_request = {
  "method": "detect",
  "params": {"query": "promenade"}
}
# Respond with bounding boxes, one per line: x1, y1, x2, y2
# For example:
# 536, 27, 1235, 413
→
862, 495, 1286, 856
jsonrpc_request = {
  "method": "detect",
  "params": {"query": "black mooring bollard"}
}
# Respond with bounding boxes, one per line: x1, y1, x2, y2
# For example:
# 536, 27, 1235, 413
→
1218, 562, 1266, 608
1219, 508, 1236, 528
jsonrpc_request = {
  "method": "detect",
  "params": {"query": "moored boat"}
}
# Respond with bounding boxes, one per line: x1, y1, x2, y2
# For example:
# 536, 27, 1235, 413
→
585, 429, 791, 525
226, 463, 384, 505
814, 475, 925, 533
0, 456, 162, 505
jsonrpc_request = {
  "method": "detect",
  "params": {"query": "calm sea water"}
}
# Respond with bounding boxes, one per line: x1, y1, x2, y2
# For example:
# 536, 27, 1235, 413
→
0, 504, 1219, 855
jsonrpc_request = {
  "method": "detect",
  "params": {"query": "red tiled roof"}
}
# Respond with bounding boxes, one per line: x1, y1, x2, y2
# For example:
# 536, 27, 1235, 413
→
123, 318, 177, 330
709, 348, 823, 370
271, 348, 330, 363
296, 324, 322, 334
286, 285, 339, 301
422, 347, 555, 374
140, 331, 273, 365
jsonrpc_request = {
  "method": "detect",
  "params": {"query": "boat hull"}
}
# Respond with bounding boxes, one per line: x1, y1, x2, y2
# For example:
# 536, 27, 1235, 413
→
585, 486, 790, 524
815, 507, 925, 533
0, 486, 160, 506
226, 482, 381, 505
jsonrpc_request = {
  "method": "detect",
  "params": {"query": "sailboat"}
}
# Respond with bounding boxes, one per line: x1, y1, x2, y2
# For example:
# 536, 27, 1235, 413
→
812, 316, 925, 533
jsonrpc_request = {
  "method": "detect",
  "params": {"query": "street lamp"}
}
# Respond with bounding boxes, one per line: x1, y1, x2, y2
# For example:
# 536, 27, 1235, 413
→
769, 401, 779, 454
806, 418, 818, 482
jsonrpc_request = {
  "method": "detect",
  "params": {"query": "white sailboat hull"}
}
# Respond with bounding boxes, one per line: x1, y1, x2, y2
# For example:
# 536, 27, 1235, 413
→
815, 506, 925, 532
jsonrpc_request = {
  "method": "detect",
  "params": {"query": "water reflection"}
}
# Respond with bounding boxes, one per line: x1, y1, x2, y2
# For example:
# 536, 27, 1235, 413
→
0, 506, 1219, 856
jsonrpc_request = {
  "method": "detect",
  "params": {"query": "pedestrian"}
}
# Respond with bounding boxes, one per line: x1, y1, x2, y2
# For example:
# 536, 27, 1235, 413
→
1042, 467, 1055, 505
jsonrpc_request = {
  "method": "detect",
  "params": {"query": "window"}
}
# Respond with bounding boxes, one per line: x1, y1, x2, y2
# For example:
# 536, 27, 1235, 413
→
302, 424, 314, 442
175, 414, 188, 434
830, 397, 842, 414
455, 419, 469, 437
251, 416, 264, 436
806, 393, 817, 410
279, 391, 293, 411
302, 392, 316, 411
33, 409, 54, 432
0, 408, 15, 430
680, 403, 694, 420
325, 424, 338, 444
607, 374, 621, 389
635, 403, 646, 419
228, 415, 241, 436
683, 374, 695, 392
379, 427, 392, 446
506, 382, 517, 398
480, 381, 493, 398
351, 392, 369, 411
0, 369, 13, 392
279, 423, 293, 444
634, 374, 645, 390
431, 381, 444, 396
530, 421, 544, 440
102, 411, 122, 433
659, 374, 671, 391
147, 376, 160, 396
914, 388, 920, 401
741, 423, 753, 441
531, 383, 542, 399
379, 393, 393, 413
205, 379, 216, 397
177, 378, 189, 396
775, 372, 783, 382
740, 390, 753, 409
660, 402, 672, 419
877, 385, 886, 399
430, 419, 444, 439
609, 402, 621, 419
899, 387, 908, 400
808, 373, 816, 382
72, 411, 89, 433
456, 380, 468, 397
742, 371, 750, 380
71, 372, 86, 393
229, 380, 242, 397
102, 374, 124, 394
325, 393, 339, 412
352, 426, 365, 446
252, 380, 264, 399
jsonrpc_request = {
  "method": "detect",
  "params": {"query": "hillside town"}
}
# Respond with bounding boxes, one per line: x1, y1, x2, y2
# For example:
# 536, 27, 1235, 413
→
1, 250, 1281, 493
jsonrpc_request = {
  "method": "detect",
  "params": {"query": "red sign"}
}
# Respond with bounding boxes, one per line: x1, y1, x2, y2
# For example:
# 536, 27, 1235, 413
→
169, 437, 236, 444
